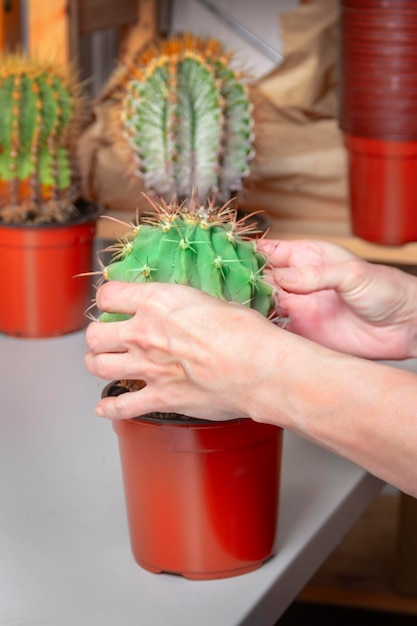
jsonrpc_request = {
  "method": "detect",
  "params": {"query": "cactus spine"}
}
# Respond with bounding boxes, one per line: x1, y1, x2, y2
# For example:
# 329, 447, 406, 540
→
0, 55, 82, 224
100, 197, 273, 322
121, 34, 254, 203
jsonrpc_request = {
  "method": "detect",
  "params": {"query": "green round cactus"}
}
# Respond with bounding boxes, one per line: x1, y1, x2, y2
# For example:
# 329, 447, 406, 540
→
0, 54, 82, 224
100, 197, 274, 321
120, 34, 254, 204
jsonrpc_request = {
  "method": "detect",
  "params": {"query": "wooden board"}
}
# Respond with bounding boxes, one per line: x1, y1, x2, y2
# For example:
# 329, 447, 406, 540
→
26, 1, 157, 65
0, 0, 21, 52
298, 493, 417, 615
27, 0, 73, 65
78, 0, 138, 35
396, 494, 417, 596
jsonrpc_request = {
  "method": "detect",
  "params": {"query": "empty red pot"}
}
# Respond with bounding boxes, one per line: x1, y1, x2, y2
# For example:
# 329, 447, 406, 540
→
342, 0, 417, 8
344, 134, 417, 244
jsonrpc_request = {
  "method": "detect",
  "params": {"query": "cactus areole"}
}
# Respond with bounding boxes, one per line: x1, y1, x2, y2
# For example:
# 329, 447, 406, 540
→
100, 197, 274, 321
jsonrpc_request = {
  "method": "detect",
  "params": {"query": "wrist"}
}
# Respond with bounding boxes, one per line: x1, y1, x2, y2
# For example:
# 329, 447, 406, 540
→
246, 325, 322, 429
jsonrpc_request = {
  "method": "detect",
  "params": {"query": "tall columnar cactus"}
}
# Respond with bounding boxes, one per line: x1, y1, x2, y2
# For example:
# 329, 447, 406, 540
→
120, 34, 254, 203
99, 196, 274, 322
0, 54, 82, 224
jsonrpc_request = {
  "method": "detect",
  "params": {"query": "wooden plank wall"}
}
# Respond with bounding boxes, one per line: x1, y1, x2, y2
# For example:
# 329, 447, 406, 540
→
0, 0, 21, 52
27, 0, 72, 65
2, 1, 159, 65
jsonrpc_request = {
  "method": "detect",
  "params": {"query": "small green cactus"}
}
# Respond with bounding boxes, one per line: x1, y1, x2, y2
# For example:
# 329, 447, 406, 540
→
119, 34, 254, 204
99, 196, 274, 322
0, 54, 82, 224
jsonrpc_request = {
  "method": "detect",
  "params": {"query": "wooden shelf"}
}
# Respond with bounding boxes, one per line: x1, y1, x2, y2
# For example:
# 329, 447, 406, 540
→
20, 1, 158, 66
267, 218, 417, 265
96, 212, 417, 266
297, 493, 417, 616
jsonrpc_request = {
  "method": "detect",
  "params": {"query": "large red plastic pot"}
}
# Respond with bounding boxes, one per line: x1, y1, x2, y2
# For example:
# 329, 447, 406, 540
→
0, 200, 100, 338
109, 384, 283, 580
344, 134, 417, 244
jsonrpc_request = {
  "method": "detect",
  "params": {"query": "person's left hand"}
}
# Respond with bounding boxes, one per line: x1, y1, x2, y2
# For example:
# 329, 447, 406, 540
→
85, 281, 275, 421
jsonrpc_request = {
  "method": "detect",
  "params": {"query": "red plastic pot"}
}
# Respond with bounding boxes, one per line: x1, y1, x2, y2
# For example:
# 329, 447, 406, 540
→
341, 5, 417, 19
0, 200, 100, 338
342, 0, 417, 8
341, 87, 417, 103
341, 87, 417, 104
340, 122, 417, 142
342, 27, 417, 41
342, 15, 417, 28
341, 74, 417, 88
109, 383, 283, 580
344, 134, 417, 244
341, 100, 417, 115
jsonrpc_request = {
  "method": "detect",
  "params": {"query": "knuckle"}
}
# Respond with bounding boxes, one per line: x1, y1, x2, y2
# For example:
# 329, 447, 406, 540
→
94, 354, 112, 379
119, 319, 153, 352
305, 265, 322, 285
85, 322, 100, 351
346, 259, 367, 279
115, 393, 137, 420
118, 321, 137, 346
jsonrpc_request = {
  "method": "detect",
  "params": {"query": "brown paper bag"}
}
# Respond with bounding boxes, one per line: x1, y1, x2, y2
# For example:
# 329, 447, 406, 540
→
76, 72, 146, 213
240, 0, 349, 221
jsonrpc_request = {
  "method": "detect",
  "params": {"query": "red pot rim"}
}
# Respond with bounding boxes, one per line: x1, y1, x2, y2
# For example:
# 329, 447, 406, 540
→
340, 118, 417, 129
342, 0, 417, 6
341, 115, 417, 124
104, 381, 279, 441
0, 198, 102, 231
341, 80, 417, 93
340, 120, 417, 138
341, 7, 417, 18
341, 51, 417, 62
343, 133, 417, 155
341, 85, 417, 95
342, 60, 417, 71
112, 409, 280, 452
340, 97, 417, 108
341, 45, 417, 56
342, 27, 417, 36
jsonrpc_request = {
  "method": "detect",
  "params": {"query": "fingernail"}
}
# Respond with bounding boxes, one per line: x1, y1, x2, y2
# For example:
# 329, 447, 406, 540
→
95, 405, 105, 418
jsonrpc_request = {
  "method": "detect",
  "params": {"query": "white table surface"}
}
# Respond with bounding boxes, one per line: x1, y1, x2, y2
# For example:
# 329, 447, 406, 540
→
0, 331, 386, 626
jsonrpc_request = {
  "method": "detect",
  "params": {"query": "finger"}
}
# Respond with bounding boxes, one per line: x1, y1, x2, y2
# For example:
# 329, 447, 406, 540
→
96, 281, 154, 316
257, 239, 356, 267
271, 261, 362, 295
85, 351, 144, 382
95, 385, 165, 420
274, 288, 291, 318
86, 319, 130, 354
257, 240, 326, 267
256, 239, 282, 259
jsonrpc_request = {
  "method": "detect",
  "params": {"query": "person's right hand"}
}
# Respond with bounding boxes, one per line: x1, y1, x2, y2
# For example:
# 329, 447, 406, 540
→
257, 239, 417, 360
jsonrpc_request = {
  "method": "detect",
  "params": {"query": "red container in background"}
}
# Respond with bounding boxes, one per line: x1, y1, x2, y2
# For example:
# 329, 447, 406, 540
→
0, 204, 98, 338
340, 0, 417, 243
112, 407, 282, 580
344, 134, 417, 245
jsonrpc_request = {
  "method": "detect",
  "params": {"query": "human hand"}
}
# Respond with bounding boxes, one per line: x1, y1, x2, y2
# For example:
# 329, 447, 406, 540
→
257, 239, 417, 360
85, 281, 277, 421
